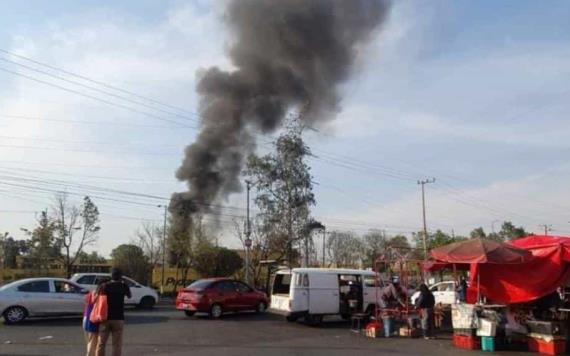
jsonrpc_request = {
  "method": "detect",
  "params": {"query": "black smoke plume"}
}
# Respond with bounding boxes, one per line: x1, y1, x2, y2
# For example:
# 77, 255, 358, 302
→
171, 0, 390, 232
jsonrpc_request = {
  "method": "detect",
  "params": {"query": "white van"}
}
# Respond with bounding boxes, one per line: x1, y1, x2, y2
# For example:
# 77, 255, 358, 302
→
269, 268, 380, 325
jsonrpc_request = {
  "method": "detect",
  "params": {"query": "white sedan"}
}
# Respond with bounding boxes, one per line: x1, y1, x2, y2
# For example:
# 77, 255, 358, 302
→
410, 281, 459, 306
0, 278, 88, 324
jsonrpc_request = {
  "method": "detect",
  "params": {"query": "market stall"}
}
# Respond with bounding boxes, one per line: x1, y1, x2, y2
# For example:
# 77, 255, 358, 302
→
426, 236, 570, 354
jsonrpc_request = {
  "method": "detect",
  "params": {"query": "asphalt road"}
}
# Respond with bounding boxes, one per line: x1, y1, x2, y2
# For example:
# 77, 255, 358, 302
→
0, 306, 527, 356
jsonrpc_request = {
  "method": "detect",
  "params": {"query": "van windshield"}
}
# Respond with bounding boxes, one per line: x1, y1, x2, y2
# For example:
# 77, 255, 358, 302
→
272, 273, 291, 295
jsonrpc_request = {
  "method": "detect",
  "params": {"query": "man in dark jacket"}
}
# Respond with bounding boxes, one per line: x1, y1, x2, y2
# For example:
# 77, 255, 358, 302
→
96, 268, 131, 356
415, 283, 435, 339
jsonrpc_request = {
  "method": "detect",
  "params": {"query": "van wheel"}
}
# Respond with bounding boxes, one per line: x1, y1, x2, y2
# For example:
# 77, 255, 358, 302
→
3, 306, 27, 324
139, 296, 156, 309
305, 314, 323, 327
209, 304, 223, 319
285, 315, 298, 322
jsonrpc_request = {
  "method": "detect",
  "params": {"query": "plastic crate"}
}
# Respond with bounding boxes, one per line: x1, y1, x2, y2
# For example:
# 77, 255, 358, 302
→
454, 328, 476, 336
453, 334, 480, 350
481, 336, 497, 352
528, 337, 566, 355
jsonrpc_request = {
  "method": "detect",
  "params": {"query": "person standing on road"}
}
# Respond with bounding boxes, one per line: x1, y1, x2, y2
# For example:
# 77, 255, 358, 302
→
83, 282, 104, 356
415, 284, 435, 340
96, 268, 131, 356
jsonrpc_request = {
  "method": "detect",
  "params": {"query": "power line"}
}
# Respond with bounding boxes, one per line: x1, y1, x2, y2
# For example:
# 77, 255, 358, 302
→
0, 66, 196, 129
0, 55, 201, 125
0, 114, 196, 130
0, 48, 198, 118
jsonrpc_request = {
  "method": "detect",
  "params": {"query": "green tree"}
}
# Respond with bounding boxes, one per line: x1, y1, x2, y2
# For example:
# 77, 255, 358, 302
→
245, 123, 315, 267
469, 227, 487, 239
21, 211, 58, 274
327, 231, 364, 268
1, 235, 29, 269
499, 221, 527, 241
110, 244, 150, 284
167, 215, 212, 287
53, 194, 101, 277
362, 230, 387, 267
193, 244, 243, 278
76, 251, 107, 264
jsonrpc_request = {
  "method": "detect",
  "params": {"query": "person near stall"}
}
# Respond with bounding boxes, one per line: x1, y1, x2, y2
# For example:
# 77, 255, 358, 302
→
381, 276, 407, 308
415, 283, 436, 340
457, 277, 468, 303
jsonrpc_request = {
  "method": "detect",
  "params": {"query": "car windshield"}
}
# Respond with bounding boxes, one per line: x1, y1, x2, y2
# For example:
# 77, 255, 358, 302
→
187, 280, 214, 290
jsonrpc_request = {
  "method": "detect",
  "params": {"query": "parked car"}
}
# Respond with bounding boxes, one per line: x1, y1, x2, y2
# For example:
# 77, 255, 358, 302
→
70, 273, 158, 309
269, 268, 380, 325
175, 278, 268, 319
410, 281, 459, 306
0, 278, 88, 324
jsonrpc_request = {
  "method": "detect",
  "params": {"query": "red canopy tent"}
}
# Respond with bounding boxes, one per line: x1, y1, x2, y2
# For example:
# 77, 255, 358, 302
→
425, 236, 570, 304
430, 238, 532, 264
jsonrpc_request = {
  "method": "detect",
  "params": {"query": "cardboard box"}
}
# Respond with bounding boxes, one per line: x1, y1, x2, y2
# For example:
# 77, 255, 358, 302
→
477, 318, 497, 337
399, 326, 421, 338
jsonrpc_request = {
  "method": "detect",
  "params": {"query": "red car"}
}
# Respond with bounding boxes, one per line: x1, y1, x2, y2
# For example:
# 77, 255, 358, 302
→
175, 278, 268, 319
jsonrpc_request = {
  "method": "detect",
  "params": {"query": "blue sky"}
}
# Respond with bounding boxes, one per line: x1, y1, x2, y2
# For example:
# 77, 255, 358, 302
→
1, 1, 569, 256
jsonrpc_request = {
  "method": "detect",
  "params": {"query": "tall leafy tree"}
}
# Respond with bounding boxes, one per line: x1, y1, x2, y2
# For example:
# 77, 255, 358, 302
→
21, 211, 58, 274
326, 231, 364, 268
52, 194, 101, 278
193, 244, 243, 278
362, 230, 387, 267
245, 123, 315, 267
499, 221, 527, 241
469, 227, 487, 239
111, 244, 150, 284
1, 236, 29, 269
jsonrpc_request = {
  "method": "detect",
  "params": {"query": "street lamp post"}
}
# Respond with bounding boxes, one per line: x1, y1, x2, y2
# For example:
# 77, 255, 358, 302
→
157, 204, 168, 296
245, 180, 252, 285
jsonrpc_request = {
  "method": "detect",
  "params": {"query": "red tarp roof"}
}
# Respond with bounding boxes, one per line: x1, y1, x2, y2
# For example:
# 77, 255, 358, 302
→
426, 236, 570, 304
429, 238, 532, 264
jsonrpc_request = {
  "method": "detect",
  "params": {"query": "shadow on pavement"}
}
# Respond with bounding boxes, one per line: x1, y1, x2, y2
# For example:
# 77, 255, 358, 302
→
125, 314, 169, 324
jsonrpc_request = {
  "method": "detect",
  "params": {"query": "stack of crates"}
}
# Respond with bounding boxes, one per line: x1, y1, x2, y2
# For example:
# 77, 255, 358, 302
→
527, 321, 567, 355
528, 337, 566, 355
452, 304, 479, 350
477, 318, 499, 352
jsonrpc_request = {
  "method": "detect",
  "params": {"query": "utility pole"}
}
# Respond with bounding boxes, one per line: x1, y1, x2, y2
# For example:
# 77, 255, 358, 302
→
244, 180, 252, 285
418, 178, 436, 259
322, 226, 326, 267
539, 224, 552, 236
157, 204, 168, 296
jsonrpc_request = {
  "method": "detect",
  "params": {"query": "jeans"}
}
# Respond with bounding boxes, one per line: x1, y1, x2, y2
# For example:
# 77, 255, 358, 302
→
96, 320, 124, 356
421, 308, 434, 338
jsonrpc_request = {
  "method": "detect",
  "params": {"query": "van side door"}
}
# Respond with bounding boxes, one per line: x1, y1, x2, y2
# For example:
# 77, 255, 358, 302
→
290, 273, 310, 313
308, 273, 339, 314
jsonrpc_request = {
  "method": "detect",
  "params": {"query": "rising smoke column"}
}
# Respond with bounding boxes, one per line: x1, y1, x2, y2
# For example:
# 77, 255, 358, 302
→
171, 0, 390, 230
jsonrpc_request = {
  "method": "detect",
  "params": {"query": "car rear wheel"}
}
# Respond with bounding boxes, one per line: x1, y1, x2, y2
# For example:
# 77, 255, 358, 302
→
184, 310, 195, 317
209, 304, 223, 319
3, 306, 27, 324
255, 302, 267, 313
138, 296, 156, 309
